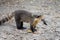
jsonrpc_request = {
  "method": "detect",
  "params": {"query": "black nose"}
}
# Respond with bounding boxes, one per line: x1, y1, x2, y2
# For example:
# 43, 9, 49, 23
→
42, 19, 47, 25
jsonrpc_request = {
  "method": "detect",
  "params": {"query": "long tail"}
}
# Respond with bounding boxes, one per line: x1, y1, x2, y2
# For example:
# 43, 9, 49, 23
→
0, 13, 14, 25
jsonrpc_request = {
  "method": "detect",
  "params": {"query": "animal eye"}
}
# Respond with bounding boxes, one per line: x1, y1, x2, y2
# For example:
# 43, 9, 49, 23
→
36, 16, 40, 18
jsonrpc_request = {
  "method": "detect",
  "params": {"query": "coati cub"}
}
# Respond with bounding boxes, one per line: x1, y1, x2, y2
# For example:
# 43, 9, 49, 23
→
0, 10, 47, 33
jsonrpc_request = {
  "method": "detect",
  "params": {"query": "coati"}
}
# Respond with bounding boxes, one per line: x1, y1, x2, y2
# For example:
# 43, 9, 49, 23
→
0, 10, 47, 33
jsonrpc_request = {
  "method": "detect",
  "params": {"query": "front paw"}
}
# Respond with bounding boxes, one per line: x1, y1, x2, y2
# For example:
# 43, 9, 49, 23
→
27, 29, 37, 33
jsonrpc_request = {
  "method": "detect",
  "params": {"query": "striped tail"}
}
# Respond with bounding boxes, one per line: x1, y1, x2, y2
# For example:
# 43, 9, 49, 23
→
0, 13, 14, 25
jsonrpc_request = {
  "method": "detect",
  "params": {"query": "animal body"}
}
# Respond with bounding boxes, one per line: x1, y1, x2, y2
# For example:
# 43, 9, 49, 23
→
0, 10, 47, 33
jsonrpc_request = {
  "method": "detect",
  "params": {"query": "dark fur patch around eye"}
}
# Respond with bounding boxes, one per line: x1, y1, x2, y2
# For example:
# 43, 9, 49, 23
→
0, 21, 1, 25
36, 15, 42, 18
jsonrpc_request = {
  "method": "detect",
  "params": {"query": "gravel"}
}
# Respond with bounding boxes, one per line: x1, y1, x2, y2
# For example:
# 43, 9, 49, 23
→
0, 0, 60, 40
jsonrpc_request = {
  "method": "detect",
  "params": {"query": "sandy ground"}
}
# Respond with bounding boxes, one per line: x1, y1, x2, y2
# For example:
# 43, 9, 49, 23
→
0, 0, 60, 40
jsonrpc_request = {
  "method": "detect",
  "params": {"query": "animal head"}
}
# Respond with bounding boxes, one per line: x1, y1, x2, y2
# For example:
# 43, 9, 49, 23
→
32, 15, 44, 26
36, 15, 44, 19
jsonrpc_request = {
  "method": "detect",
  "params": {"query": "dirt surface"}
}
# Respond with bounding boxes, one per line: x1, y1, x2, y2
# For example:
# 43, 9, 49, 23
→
0, 0, 60, 40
